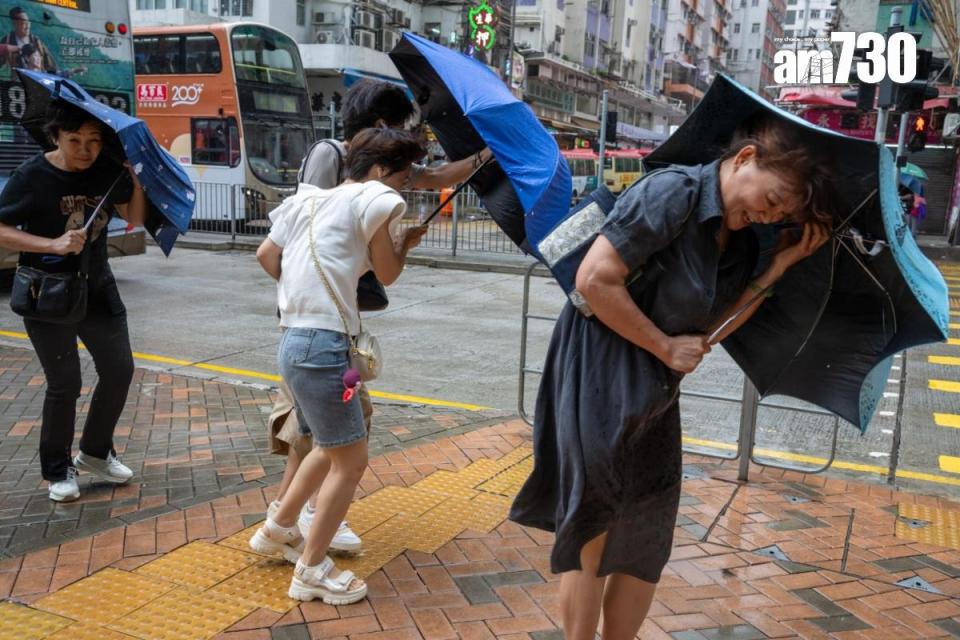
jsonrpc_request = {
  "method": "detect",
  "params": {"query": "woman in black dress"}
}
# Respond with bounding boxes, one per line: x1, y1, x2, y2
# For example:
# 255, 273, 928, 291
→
509, 115, 835, 640
0, 101, 146, 502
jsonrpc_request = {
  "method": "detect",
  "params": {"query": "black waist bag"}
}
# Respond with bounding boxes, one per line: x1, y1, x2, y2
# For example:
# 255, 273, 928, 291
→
10, 265, 88, 324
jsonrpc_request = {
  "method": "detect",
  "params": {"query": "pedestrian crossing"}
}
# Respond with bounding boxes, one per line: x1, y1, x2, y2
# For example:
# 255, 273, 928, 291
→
931, 263, 960, 475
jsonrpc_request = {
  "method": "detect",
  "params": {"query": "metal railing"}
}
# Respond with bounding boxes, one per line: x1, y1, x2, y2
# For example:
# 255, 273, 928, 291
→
517, 262, 852, 482
188, 181, 524, 256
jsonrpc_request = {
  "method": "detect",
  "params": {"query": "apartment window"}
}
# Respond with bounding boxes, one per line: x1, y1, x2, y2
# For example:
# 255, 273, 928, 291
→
138, 0, 167, 7
747, 48, 752, 57
824, 9, 833, 18
786, 0, 796, 4
733, 22, 740, 33
756, 48, 761, 59
296, 0, 305, 25
784, 29, 793, 37
797, 9, 803, 18
786, 10, 795, 22
751, 0, 759, 6
751, 22, 759, 32
220, 0, 253, 16
810, 9, 819, 18
732, 49, 739, 60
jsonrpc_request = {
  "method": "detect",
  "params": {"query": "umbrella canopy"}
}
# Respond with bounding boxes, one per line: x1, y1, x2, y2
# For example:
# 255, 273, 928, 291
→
901, 162, 928, 181
16, 69, 195, 255
646, 74, 948, 431
389, 33, 570, 253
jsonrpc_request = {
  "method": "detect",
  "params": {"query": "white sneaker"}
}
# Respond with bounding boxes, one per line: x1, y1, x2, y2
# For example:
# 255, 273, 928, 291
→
298, 506, 362, 554
49, 467, 80, 502
74, 451, 133, 484
289, 556, 367, 605
249, 518, 304, 564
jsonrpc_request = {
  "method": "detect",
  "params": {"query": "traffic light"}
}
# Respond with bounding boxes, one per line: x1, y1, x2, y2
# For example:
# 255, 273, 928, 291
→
907, 115, 927, 152
604, 111, 618, 144
311, 92, 324, 112
332, 91, 343, 112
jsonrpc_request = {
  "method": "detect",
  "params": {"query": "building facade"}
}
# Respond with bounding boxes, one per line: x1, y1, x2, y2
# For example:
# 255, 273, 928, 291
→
131, 0, 684, 146
726, 0, 784, 96
661, 0, 731, 108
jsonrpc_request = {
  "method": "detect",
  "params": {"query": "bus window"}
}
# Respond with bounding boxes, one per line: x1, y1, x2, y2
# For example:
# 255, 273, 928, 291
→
192, 118, 239, 166
136, 35, 180, 74
184, 34, 222, 74
231, 24, 301, 87
615, 158, 641, 172
603, 157, 612, 170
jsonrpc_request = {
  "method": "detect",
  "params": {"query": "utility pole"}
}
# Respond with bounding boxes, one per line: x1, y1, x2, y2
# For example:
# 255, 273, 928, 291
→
597, 90, 609, 189
504, 0, 517, 86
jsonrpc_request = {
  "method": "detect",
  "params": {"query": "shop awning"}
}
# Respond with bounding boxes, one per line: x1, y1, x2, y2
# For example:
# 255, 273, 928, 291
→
617, 121, 667, 142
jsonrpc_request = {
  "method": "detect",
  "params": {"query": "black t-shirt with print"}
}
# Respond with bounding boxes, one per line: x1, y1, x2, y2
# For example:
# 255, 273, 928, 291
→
0, 153, 133, 312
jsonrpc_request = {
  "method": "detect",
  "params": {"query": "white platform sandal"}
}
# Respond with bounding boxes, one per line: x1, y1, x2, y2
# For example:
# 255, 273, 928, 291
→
249, 518, 304, 564
288, 556, 368, 605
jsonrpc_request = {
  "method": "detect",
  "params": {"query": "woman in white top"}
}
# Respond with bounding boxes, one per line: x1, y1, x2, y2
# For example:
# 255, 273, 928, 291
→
252, 128, 428, 604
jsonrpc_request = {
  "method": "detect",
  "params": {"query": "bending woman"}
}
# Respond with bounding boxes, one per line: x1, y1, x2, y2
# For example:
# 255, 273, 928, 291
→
252, 127, 427, 604
509, 114, 835, 640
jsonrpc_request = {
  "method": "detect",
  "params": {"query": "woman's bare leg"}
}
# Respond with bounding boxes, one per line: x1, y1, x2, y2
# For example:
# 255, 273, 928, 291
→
599, 573, 657, 640
275, 447, 301, 502
559, 533, 608, 640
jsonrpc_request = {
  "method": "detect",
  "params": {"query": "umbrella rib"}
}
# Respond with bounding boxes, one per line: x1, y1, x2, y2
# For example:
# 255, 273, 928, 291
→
835, 236, 898, 336
834, 188, 879, 234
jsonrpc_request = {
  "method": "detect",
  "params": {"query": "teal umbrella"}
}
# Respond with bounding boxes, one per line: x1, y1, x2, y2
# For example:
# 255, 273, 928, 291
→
901, 163, 928, 181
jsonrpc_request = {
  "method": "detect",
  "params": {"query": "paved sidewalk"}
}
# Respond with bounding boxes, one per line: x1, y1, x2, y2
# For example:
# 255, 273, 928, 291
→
6, 419, 960, 639
0, 345, 510, 559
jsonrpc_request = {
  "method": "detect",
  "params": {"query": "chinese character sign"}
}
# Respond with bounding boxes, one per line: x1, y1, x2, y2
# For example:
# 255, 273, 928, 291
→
468, 0, 498, 51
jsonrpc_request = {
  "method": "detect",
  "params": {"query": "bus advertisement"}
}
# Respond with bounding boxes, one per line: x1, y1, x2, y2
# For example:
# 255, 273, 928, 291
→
134, 22, 314, 224
0, 0, 135, 173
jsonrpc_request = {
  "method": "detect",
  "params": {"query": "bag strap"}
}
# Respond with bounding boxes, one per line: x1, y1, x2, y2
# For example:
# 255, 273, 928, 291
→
297, 139, 344, 190
305, 197, 359, 351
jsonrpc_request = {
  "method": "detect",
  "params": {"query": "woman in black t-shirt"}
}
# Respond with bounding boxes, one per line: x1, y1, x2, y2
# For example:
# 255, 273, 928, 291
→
0, 101, 147, 502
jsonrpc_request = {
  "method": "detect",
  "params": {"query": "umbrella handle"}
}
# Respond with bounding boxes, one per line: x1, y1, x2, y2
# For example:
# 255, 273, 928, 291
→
420, 155, 495, 227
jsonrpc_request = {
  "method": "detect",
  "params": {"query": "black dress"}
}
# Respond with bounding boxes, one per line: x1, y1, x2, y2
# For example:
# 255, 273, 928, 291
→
509, 161, 758, 583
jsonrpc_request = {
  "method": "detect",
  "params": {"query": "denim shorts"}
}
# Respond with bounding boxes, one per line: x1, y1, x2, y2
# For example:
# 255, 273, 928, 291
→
278, 327, 366, 449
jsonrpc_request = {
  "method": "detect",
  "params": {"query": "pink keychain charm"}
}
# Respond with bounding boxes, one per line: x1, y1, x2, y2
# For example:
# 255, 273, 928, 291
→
342, 368, 362, 403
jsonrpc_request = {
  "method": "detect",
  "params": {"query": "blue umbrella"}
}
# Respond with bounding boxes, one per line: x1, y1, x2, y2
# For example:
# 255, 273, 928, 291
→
389, 33, 570, 253
646, 74, 948, 431
16, 69, 195, 255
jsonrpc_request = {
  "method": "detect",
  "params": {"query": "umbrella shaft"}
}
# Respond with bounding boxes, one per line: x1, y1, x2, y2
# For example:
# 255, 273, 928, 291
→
421, 156, 494, 226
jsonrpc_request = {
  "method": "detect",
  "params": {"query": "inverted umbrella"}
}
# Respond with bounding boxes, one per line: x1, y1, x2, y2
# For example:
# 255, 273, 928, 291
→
389, 33, 571, 252
16, 69, 195, 255
646, 74, 948, 431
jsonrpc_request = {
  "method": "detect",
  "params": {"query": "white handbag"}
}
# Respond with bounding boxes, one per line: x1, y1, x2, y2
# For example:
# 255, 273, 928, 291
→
307, 199, 383, 381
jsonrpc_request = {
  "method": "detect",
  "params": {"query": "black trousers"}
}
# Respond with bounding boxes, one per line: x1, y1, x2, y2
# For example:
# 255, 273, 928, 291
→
24, 307, 134, 482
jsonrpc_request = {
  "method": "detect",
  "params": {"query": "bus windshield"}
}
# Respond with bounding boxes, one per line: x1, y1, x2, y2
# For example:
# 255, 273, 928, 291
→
230, 24, 310, 185
231, 24, 304, 88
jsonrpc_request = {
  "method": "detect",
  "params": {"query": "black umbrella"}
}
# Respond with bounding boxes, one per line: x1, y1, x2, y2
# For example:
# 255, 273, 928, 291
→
645, 75, 948, 431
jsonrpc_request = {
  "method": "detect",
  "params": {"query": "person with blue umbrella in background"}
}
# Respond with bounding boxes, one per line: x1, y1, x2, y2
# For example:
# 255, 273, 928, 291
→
0, 70, 194, 503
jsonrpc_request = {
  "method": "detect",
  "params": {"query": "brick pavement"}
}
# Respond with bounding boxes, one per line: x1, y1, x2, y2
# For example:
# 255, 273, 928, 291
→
6, 419, 960, 638
0, 345, 510, 559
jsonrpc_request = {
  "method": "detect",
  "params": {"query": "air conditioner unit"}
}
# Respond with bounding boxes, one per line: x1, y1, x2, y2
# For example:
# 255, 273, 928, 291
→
355, 10, 376, 30
316, 29, 336, 44
390, 9, 405, 25
354, 29, 376, 48
403, 17, 411, 28
383, 29, 400, 51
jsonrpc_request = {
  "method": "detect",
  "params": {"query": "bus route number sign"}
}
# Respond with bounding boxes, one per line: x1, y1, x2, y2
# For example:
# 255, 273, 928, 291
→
0, 81, 130, 121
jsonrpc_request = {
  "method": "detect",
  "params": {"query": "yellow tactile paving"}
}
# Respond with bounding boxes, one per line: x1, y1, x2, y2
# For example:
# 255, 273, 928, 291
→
0, 602, 73, 640
931, 356, 960, 366
47, 623, 139, 640
345, 499, 404, 535
935, 413, 960, 429
477, 457, 534, 496
930, 379, 960, 393
354, 485, 447, 516
207, 559, 298, 613
412, 470, 483, 498
896, 520, 960, 550
362, 513, 420, 547
108, 587, 254, 640
34, 568, 176, 626
896, 503, 960, 549
135, 541, 261, 589
336, 540, 407, 578
216, 522, 265, 554
941, 455, 960, 474
899, 503, 960, 527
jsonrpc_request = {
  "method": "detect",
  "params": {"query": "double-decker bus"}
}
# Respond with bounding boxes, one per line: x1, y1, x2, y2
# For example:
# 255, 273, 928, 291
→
0, 0, 135, 174
560, 149, 598, 201
133, 22, 314, 224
